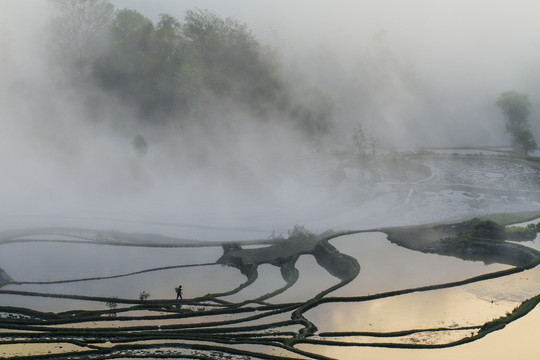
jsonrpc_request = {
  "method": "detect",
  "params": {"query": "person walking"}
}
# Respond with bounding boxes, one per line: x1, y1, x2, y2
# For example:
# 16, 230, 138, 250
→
176, 285, 183, 300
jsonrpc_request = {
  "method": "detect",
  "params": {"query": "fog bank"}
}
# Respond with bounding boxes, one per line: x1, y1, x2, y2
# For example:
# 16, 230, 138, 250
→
1, 1, 539, 235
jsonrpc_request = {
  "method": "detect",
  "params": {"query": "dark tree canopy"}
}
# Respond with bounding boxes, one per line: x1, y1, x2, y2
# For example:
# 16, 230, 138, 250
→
50, 3, 334, 136
496, 91, 531, 134
93, 9, 201, 117
516, 129, 537, 154
496, 91, 536, 154
181, 9, 287, 114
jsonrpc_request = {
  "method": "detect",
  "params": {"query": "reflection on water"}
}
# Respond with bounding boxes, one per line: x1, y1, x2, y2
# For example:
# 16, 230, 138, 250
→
222, 263, 285, 302
465, 267, 540, 303
308, 287, 517, 334
301, 265, 540, 359
329, 233, 511, 297
298, 305, 540, 360
0, 242, 223, 281
0, 226, 539, 359
271, 254, 339, 303
4, 265, 241, 309
0, 241, 244, 312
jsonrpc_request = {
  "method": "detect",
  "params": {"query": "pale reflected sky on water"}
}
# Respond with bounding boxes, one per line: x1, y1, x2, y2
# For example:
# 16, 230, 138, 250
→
300, 304, 540, 359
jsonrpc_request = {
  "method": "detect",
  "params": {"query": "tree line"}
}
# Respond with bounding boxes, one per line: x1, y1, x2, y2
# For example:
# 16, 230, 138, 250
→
50, 0, 333, 136
49, 1, 537, 153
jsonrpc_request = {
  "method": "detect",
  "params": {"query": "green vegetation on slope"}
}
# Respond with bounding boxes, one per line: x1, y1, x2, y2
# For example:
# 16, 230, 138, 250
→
51, 1, 334, 135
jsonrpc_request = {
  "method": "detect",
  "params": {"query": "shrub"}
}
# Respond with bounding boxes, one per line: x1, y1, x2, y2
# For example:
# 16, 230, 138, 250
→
139, 291, 151, 301
287, 225, 315, 242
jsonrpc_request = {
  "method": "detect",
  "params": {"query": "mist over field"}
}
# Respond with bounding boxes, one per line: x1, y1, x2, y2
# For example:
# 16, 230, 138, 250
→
1, 0, 540, 233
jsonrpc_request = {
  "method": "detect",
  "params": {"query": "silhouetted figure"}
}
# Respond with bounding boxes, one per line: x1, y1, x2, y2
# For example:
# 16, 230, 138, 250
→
176, 285, 183, 300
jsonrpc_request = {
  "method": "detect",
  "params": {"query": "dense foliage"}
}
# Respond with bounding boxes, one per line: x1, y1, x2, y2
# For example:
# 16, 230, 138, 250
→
52, 1, 333, 135
496, 91, 537, 154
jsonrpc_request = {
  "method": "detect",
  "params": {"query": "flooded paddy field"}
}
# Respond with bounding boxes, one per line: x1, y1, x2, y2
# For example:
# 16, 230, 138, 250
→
0, 222, 539, 359
5, 0, 540, 356
1, 154, 540, 359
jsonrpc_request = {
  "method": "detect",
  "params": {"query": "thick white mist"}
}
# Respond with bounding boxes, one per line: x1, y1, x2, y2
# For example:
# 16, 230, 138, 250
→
1, 1, 539, 237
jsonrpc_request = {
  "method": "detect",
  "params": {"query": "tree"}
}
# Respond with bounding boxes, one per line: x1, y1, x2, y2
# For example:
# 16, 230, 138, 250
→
109, 8, 154, 64
369, 136, 378, 156
93, 10, 204, 118
351, 125, 369, 158
149, 14, 202, 114
132, 134, 148, 158
182, 9, 263, 97
94, 9, 154, 83
516, 129, 537, 154
138, 291, 151, 301
292, 88, 334, 135
68, 6, 333, 136
496, 91, 536, 154
50, 0, 114, 65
